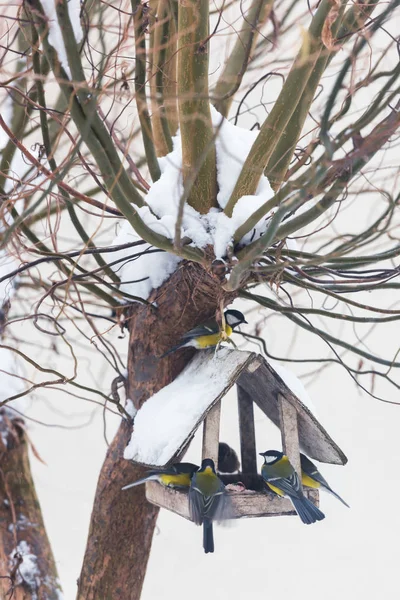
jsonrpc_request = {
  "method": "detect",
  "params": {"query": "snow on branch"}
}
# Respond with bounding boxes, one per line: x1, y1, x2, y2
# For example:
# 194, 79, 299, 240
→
111, 107, 275, 300
39, 0, 83, 78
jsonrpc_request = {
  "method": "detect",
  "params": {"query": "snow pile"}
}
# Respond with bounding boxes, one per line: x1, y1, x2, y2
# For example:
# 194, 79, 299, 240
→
112, 107, 274, 300
111, 221, 181, 301
125, 398, 137, 419
40, 0, 83, 78
124, 348, 250, 466
213, 108, 273, 213
8, 539, 64, 600
9, 541, 40, 598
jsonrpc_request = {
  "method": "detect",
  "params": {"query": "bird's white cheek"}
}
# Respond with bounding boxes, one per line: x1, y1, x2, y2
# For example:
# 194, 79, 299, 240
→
264, 456, 278, 463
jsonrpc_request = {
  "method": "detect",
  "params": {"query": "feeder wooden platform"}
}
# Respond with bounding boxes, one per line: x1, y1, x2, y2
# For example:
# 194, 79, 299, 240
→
146, 481, 320, 521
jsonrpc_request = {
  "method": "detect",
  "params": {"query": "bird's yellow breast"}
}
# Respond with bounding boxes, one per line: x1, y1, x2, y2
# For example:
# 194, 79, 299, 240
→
194, 467, 220, 495
301, 473, 320, 489
266, 482, 285, 497
225, 324, 233, 337
160, 473, 191, 488
193, 325, 233, 349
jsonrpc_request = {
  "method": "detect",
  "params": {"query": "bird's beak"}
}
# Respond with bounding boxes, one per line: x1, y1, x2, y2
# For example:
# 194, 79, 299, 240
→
259, 452, 265, 456
243, 320, 248, 324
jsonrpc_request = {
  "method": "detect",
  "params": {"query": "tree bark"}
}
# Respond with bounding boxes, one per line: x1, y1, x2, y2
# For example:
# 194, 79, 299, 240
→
77, 261, 235, 600
0, 413, 62, 600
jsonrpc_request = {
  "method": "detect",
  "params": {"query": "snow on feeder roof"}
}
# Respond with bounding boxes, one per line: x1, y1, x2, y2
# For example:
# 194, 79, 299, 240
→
124, 348, 347, 469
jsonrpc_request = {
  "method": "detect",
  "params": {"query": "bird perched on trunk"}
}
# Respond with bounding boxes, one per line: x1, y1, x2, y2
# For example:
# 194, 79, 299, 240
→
260, 450, 325, 525
161, 309, 247, 357
189, 458, 230, 553
300, 453, 349, 508
122, 462, 199, 491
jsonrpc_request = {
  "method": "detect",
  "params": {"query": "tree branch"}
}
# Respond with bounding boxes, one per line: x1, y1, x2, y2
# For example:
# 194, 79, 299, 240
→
177, 0, 217, 213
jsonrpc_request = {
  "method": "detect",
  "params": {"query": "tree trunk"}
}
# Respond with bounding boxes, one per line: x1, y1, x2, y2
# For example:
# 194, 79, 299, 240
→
77, 261, 235, 600
0, 414, 62, 600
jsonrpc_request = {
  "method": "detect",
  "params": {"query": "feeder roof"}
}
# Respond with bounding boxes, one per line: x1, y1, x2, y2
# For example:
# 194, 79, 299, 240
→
124, 348, 347, 468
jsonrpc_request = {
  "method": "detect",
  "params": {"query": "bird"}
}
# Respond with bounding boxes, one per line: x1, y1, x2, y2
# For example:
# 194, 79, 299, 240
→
122, 462, 199, 491
300, 453, 349, 508
189, 458, 230, 553
260, 450, 325, 525
218, 442, 241, 474
161, 309, 247, 357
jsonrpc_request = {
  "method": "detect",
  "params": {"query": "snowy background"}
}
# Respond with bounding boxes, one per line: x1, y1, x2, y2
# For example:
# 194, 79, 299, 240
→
1, 1, 399, 598
21, 302, 399, 600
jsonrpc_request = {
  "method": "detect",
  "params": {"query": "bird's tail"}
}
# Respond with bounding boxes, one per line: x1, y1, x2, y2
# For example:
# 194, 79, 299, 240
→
160, 342, 185, 358
290, 495, 325, 525
121, 474, 159, 491
203, 519, 214, 553
326, 486, 350, 508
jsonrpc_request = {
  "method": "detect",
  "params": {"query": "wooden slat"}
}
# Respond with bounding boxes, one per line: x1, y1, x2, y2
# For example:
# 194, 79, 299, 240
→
279, 394, 301, 487
146, 483, 190, 519
202, 401, 221, 467
145, 482, 319, 520
237, 385, 257, 474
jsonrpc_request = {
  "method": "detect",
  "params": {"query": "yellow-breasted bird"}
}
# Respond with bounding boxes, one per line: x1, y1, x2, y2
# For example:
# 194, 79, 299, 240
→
300, 453, 349, 508
161, 310, 247, 357
189, 458, 230, 554
122, 462, 199, 491
218, 442, 241, 474
260, 450, 325, 525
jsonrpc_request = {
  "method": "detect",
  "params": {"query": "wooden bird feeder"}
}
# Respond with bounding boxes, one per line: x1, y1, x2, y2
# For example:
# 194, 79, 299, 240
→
124, 349, 347, 521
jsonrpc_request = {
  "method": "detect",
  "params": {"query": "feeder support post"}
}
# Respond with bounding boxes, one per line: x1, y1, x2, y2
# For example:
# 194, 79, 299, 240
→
202, 401, 221, 468
278, 394, 302, 490
237, 385, 258, 474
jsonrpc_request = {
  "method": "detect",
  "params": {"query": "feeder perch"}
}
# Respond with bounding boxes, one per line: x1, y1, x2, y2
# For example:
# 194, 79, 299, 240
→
124, 348, 347, 521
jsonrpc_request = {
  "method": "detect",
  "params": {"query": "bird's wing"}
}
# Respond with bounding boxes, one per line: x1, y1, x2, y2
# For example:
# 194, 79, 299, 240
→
188, 486, 206, 525
172, 462, 199, 475
147, 468, 179, 477
300, 454, 331, 488
325, 486, 350, 508
203, 479, 233, 522
267, 471, 303, 500
307, 469, 330, 489
121, 473, 159, 490
180, 318, 219, 340
190, 476, 232, 523
301, 458, 350, 507
204, 491, 228, 521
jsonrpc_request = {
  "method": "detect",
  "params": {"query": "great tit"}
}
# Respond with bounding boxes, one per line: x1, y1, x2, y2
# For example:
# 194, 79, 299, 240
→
218, 442, 241, 474
189, 458, 230, 553
161, 310, 247, 357
122, 462, 199, 491
300, 453, 349, 508
260, 450, 325, 525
